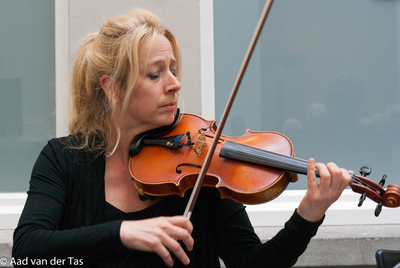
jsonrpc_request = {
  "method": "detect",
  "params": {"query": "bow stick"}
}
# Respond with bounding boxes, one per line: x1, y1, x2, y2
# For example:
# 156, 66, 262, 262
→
183, 0, 275, 219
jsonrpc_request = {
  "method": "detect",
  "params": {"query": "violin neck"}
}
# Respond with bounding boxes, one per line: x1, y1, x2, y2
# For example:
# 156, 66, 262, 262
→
219, 140, 320, 177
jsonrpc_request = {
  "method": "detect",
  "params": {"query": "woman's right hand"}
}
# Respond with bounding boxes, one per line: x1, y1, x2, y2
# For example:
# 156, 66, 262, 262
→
120, 216, 194, 267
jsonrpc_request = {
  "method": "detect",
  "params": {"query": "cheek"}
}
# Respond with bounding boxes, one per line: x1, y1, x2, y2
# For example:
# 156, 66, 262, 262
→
128, 89, 156, 115
129, 97, 150, 115
128, 84, 147, 106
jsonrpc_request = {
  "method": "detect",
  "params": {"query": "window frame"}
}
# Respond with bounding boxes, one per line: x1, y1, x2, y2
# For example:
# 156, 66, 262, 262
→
55, 0, 69, 137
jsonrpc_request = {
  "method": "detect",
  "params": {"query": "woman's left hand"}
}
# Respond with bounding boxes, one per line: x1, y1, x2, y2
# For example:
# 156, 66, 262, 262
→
297, 158, 353, 222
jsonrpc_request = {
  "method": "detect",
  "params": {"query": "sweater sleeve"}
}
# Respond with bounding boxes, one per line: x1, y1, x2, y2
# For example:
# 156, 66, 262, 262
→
215, 197, 323, 268
12, 138, 126, 266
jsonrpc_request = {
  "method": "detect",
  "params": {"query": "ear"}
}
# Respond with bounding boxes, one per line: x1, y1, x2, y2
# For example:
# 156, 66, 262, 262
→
100, 74, 112, 100
100, 75, 124, 103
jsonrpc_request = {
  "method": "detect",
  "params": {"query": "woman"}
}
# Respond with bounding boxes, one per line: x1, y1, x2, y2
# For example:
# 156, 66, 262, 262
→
12, 9, 352, 267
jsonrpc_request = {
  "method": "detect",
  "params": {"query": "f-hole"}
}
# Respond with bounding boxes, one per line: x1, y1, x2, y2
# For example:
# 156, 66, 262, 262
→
176, 163, 202, 174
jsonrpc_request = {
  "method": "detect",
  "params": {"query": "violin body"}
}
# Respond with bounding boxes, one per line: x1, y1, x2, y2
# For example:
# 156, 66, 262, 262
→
129, 113, 298, 205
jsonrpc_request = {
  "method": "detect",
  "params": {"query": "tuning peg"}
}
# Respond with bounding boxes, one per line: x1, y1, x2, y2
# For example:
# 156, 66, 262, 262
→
358, 191, 367, 207
375, 201, 383, 217
359, 165, 372, 177
379, 174, 387, 187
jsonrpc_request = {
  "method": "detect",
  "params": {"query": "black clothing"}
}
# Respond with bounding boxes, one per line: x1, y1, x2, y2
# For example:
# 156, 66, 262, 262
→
13, 135, 323, 267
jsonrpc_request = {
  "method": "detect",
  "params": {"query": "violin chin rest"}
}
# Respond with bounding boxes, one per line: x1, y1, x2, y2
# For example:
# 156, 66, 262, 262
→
129, 135, 145, 157
129, 109, 181, 157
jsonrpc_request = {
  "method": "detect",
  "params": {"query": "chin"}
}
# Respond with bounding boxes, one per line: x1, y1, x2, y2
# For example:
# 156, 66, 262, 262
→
154, 112, 175, 129
164, 113, 176, 126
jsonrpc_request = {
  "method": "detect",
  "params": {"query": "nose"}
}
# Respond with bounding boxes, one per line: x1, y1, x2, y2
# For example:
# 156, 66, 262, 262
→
165, 71, 181, 93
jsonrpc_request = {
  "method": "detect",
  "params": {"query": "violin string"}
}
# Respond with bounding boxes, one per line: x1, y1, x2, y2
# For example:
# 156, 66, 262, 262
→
253, 149, 381, 193
220, 138, 383, 194
176, 130, 382, 195
234, 142, 383, 191
172, 128, 211, 144
351, 176, 381, 193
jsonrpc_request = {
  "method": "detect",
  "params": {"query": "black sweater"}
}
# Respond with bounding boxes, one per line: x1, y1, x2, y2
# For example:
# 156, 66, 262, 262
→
13, 136, 323, 267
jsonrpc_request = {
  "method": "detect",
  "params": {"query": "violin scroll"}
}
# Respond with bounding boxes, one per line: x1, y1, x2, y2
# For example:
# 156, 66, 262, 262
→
383, 185, 400, 207
350, 166, 400, 216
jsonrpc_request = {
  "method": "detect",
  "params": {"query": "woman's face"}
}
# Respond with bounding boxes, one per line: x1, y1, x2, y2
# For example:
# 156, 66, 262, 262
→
124, 34, 181, 134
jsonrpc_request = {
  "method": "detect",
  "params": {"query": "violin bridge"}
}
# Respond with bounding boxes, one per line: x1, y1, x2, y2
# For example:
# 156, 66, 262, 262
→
194, 132, 206, 156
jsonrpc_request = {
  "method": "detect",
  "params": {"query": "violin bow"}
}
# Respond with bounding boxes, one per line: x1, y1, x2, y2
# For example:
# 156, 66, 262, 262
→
183, 0, 275, 220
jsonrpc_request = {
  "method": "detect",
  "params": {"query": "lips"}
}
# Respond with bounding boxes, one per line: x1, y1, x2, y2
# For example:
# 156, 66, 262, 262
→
162, 102, 177, 109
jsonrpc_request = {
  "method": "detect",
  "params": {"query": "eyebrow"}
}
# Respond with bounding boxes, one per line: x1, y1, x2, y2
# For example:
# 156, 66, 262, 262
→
148, 58, 177, 67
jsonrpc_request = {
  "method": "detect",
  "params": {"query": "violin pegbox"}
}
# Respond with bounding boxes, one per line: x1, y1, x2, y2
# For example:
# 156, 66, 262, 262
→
350, 166, 400, 216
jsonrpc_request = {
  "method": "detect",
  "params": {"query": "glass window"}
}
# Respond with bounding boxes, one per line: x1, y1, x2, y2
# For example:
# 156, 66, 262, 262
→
0, 0, 55, 192
214, 0, 400, 190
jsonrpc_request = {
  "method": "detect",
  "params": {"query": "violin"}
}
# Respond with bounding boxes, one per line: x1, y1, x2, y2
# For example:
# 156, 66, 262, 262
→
129, 111, 400, 217
128, 0, 400, 220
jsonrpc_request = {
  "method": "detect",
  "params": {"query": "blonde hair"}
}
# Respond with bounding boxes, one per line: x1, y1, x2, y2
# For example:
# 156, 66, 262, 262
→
68, 9, 181, 154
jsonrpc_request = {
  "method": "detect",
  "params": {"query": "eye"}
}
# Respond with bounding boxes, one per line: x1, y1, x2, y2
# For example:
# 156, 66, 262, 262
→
148, 71, 160, 80
170, 68, 177, 77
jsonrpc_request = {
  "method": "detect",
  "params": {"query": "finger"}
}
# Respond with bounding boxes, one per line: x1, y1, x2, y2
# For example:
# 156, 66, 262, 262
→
326, 163, 352, 195
161, 217, 194, 265
166, 216, 194, 251
177, 229, 194, 252
168, 216, 194, 235
154, 242, 175, 267
326, 162, 342, 190
307, 158, 317, 187
315, 162, 331, 192
161, 237, 190, 266
166, 224, 194, 252
149, 222, 191, 266
341, 168, 353, 191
